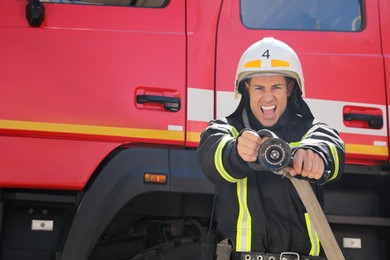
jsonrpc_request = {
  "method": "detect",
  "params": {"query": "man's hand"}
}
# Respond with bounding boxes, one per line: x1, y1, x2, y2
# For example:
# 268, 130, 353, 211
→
287, 148, 325, 180
237, 130, 268, 162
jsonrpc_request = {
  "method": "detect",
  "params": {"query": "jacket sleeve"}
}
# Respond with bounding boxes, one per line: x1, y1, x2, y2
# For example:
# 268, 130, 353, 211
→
291, 121, 345, 185
197, 118, 257, 185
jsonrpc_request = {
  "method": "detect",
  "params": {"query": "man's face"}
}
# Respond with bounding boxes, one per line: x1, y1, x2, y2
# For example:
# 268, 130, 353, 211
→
246, 76, 294, 127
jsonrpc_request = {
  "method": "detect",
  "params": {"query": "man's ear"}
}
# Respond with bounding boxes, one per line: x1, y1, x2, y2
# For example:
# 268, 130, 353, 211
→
287, 80, 295, 97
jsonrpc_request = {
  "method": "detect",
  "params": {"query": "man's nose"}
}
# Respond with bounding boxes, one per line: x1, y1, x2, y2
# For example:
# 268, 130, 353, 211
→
262, 89, 274, 99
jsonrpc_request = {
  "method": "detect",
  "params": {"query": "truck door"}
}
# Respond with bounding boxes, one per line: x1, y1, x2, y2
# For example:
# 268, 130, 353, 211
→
380, 0, 390, 154
0, 0, 186, 145
216, 0, 388, 165
0, 0, 186, 189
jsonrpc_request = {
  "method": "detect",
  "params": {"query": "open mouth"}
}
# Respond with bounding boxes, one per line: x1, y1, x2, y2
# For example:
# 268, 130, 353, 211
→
261, 105, 276, 116
260, 105, 277, 119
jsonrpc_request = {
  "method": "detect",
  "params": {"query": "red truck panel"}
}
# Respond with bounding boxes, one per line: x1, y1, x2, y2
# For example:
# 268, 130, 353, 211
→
185, 0, 223, 147
0, 0, 186, 189
0, 136, 118, 190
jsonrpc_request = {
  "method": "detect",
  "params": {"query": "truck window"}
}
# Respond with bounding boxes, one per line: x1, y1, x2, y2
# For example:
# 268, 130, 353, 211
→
40, 0, 167, 7
240, 0, 363, 31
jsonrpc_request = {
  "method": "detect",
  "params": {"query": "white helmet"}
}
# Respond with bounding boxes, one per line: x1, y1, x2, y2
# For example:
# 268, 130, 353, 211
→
235, 37, 305, 96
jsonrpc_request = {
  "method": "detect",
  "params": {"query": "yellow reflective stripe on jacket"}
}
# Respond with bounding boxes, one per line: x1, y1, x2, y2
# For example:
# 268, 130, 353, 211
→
214, 125, 239, 183
290, 132, 308, 148
305, 213, 320, 256
325, 141, 339, 182
289, 141, 300, 148
213, 125, 252, 251
298, 139, 340, 183
236, 178, 252, 252
213, 125, 240, 183
214, 135, 238, 183
218, 124, 239, 137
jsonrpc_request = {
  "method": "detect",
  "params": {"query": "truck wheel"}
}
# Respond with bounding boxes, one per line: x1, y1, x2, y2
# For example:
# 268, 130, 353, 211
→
131, 237, 201, 260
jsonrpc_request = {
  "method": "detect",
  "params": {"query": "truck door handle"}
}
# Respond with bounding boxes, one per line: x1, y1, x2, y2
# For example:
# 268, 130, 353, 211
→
136, 95, 181, 112
26, 0, 45, 27
343, 113, 383, 129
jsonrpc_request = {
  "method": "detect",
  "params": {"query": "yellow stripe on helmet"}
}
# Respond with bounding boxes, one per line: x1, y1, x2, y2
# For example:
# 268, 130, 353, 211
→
271, 59, 290, 67
244, 60, 261, 68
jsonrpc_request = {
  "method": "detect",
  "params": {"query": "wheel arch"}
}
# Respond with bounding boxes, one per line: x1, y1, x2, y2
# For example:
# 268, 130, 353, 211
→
60, 146, 214, 260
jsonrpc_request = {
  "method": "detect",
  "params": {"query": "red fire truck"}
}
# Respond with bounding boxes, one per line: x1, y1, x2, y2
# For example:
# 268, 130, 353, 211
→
1, 0, 389, 259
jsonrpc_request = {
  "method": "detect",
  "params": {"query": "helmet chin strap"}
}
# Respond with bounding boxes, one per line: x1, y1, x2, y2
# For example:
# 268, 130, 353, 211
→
242, 108, 251, 129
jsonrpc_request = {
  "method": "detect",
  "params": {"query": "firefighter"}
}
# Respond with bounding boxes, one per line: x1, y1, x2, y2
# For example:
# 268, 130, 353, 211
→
197, 37, 345, 260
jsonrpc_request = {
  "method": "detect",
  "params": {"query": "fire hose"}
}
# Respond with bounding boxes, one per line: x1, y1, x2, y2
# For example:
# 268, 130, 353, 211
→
248, 129, 345, 260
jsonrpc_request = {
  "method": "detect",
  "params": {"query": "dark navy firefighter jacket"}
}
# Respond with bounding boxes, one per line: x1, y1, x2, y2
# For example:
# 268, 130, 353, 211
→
197, 87, 345, 256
